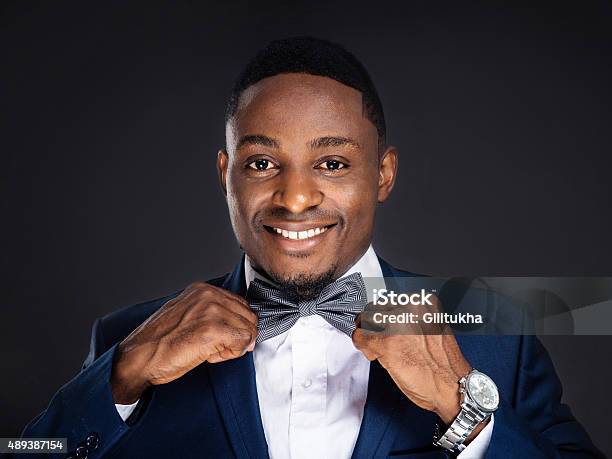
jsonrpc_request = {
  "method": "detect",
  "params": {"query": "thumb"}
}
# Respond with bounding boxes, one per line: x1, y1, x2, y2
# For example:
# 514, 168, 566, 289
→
352, 328, 379, 361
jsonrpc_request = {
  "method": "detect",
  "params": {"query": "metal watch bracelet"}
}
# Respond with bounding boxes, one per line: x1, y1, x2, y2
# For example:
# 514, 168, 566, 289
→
434, 401, 489, 452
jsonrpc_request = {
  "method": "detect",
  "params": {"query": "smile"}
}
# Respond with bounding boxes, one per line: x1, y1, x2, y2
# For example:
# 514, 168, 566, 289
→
263, 224, 336, 240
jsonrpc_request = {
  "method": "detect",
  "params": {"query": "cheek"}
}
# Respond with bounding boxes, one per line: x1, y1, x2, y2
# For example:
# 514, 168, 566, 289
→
226, 169, 267, 230
225, 169, 251, 231
335, 176, 379, 224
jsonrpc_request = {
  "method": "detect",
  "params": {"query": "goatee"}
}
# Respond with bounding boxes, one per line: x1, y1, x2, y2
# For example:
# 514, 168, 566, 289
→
265, 266, 337, 302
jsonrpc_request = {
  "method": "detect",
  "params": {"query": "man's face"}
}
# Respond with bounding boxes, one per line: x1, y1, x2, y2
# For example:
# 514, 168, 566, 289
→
218, 73, 397, 295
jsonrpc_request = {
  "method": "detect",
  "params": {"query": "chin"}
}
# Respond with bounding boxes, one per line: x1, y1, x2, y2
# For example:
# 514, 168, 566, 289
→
271, 254, 337, 275
269, 263, 336, 282
265, 264, 338, 302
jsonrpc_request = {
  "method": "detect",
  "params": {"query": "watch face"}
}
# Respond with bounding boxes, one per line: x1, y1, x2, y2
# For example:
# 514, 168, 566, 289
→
466, 371, 499, 412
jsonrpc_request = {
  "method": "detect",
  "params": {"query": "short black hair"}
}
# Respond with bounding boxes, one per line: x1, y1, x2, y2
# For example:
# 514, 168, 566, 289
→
225, 36, 386, 146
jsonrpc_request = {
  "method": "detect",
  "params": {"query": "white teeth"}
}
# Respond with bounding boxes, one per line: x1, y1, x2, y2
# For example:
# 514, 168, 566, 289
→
271, 226, 330, 240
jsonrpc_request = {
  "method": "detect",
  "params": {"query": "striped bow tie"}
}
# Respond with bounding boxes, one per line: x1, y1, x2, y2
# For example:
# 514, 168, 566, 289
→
247, 272, 368, 343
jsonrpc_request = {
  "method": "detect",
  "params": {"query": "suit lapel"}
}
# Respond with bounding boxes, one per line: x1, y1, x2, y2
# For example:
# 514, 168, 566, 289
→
352, 258, 439, 457
353, 363, 440, 457
207, 255, 269, 459
352, 359, 403, 457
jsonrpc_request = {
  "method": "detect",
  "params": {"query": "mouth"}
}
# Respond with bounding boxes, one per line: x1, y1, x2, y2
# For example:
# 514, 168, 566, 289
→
263, 223, 337, 241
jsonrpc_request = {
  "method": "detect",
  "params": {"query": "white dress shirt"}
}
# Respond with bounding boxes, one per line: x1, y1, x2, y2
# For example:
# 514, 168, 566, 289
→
115, 245, 493, 458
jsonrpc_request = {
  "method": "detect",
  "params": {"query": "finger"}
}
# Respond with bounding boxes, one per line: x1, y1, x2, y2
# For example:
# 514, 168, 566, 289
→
216, 322, 256, 353
352, 329, 381, 361
194, 284, 257, 326
218, 345, 246, 360
203, 325, 253, 363
352, 327, 375, 347
207, 352, 224, 363
206, 283, 250, 308
183, 281, 213, 296
167, 284, 212, 312
206, 352, 223, 363
216, 306, 258, 345
196, 311, 256, 358
207, 342, 248, 363
217, 296, 258, 326
184, 282, 255, 325
157, 286, 200, 312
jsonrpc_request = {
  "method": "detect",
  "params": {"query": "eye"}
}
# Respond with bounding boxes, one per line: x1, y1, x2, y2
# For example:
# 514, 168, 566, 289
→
247, 159, 275, 171
318, 160, 346, 171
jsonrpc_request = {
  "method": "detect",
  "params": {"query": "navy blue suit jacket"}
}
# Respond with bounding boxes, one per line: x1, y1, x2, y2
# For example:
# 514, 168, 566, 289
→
22, 257, 603, 458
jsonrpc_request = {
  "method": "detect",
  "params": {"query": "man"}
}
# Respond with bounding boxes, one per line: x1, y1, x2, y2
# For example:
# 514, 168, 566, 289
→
22, 37, 601, 458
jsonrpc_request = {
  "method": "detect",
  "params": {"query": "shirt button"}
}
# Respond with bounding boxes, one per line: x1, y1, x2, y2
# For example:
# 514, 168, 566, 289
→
302, 378, 312, 388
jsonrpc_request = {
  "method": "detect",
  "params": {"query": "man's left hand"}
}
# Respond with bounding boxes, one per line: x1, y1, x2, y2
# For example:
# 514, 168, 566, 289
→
351, 297, 472, 425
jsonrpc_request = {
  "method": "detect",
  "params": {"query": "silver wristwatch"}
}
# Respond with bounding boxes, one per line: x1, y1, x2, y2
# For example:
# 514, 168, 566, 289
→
434, 369, 499, 453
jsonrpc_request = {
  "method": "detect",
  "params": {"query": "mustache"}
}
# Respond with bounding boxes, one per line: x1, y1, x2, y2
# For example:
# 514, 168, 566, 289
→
253, 207, 344, 231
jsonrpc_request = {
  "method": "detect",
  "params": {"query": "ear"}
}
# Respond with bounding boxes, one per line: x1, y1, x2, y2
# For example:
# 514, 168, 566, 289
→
217, 149, 229, 197
377, 146, 398, 203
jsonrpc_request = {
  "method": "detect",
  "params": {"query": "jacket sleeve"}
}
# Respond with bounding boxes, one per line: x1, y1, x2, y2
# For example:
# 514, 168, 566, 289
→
485, 335, 604, 458
20, 318, 131, 458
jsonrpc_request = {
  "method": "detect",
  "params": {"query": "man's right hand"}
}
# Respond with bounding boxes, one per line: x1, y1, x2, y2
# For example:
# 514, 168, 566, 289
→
110, 282, 257, 404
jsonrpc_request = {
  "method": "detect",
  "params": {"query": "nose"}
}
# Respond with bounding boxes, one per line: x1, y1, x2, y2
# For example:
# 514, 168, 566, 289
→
272, 169, 324, 214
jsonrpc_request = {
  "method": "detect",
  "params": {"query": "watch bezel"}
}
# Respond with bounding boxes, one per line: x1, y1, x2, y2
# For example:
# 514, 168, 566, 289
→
464, 370, 499, 413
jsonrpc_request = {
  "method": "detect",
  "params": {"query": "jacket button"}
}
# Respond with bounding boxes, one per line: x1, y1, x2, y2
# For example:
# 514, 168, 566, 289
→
86, 433, 100, 449
75, 445, 88, 459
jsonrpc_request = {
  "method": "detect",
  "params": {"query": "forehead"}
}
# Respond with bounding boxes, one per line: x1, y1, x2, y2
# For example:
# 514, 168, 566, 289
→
226, 73, 378, 149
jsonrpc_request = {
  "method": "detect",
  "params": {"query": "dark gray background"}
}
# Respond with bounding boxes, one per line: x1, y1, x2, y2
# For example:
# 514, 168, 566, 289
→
1, 0, 611, 455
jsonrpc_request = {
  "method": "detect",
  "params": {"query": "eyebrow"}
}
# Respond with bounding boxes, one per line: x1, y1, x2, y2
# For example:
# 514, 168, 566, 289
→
308, 136, 360, 149
236, 134, 280, 150
236, 134, 360, 150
